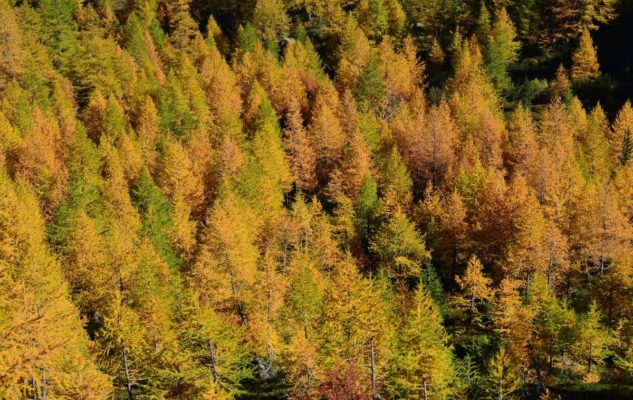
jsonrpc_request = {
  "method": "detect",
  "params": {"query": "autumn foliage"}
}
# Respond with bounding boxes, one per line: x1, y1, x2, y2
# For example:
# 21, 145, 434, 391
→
1, 0, 633, 399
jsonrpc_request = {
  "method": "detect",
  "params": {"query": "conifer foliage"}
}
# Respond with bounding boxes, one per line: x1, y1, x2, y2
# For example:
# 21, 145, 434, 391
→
1, 0, 633, 399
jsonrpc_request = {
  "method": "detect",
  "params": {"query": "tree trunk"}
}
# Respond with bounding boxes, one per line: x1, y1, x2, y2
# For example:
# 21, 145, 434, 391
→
31, 377, 38, 400
588, 342, 593, 373
370, 337, 377, 399
41, 370, 47, 400
528, 342, 546, 394
209, 341, 220, 383
122, 344, 134, 400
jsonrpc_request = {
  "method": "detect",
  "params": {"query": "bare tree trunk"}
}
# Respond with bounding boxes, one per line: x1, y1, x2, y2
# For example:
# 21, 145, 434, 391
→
423, 380, 428, 400
41, 370, 47, 400
122, 344, 134, 400
528, 343, 546, 394
370, 337, 377, 399
209, 341, 220, 383
452, 245, 457, 280
588, 342, 593, 373
31, 377, 38, 400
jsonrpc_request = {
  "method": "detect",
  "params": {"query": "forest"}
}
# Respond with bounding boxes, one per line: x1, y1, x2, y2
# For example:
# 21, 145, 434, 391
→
2, 0, 633, 399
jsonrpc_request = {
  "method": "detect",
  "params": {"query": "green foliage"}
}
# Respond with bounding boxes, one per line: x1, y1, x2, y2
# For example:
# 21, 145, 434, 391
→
484, 9, 520, 95
371, 209, 429, 280
158, 72, 196, 137
48, 130, 105, 250
355, 173, 379, 244
237, 23, 258, 54
485, 346, 521, 400
355, 55, 386, 108
421, 262, 448, 313
2, 1, 633, 399
387, 284, 456, 399
132, 170, 182, 269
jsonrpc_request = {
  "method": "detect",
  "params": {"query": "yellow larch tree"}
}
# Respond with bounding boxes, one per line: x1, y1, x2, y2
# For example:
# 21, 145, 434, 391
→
0, 173, 112, 399
456, 255, 494, 317
571, 29, 600, 82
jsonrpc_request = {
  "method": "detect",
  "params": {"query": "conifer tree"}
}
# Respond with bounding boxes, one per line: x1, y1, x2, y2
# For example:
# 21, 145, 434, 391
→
611, 101, 633, 162
378, 147, 414, 212
571, 29, 600, 82
387, 284, 455, 399
163, 0, 199, 51
574, 303, 611, 379
132, 170, 182, 268
181, 292, 253, 397
418, 101, 459, 187
252, 0, 290, 49
371, 209, 429, 281
284, 100, 317, 192
484, 8, 520, 94
485, 346, 521, 400
192, 184, 260, 325
357, 0, 389, 40
308, 87, 344, 183
0, 0, 25, 87
0, 173, 112, 399
319, 254, 392, 395
456, 255, 494, 319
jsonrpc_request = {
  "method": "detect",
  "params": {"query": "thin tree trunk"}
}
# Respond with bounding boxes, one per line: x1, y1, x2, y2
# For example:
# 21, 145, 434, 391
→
451, 245, 457, 280
528, 343, 546, 394
588, 342, 592, 373
31, 377, 38, 400
209, 341, 219, 383
122, 344, 134, 400
41, 370, 47, 400
370, 337, 377, 399
423, 380, 428, 400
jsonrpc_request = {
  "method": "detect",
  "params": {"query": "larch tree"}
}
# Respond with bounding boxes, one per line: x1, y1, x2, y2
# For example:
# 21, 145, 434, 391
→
252, 0, 290, 49
308, 87, 345, 184
419, 101, 459, 187
485, 346, 521, 400
493, 278, 534, 364
543, 0, 617, 44
371, 208, 429, 282
158, 137, 205, 214
357, 0, 389, 40
456, 255, 494, 323
0, 0, 25, 87
611, 101, 633, 163
336, 16, 371, 93
281, 260, 324, 397
571, 29, 600, 82
284, 99, 317, 192
180, 291, 253, 398
387, 283, 456, 399
192, 184, 261, 325
437, 189, 469, 279
319, 254, 392, 397
0, 173, 112, 399
484, 8, 520, 94
573, 303, 611, 380
377, 147, 414, 213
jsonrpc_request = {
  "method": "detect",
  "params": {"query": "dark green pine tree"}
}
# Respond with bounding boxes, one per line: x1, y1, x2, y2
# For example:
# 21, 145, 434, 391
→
158, 72, 197, 137
48, 130, 105, 251
484, 8, 520, 96
356, 173, 379, 247
237, 23, 259, 55
132, 170, 182, 269
355, 55, 386, 109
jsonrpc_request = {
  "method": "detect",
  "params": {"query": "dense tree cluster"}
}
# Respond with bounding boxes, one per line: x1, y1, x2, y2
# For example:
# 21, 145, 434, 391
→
1, 0, 632, 399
